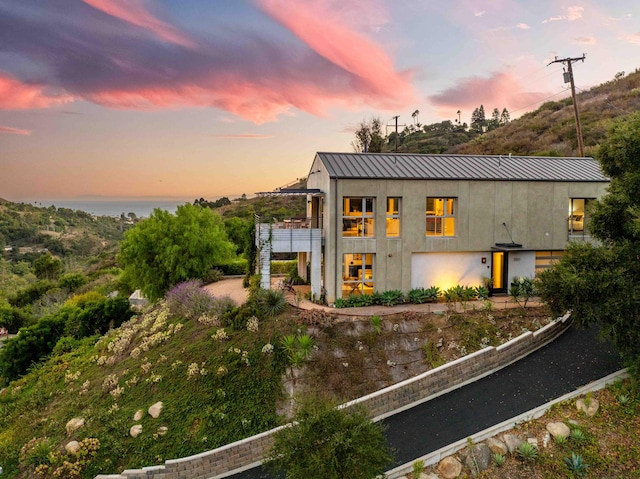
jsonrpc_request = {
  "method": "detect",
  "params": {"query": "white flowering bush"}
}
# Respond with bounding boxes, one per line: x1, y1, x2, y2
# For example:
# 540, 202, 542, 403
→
64, 371, 81, 383
261, 343, 274, 354
102, 374, 119, 392
246, 316, 259, 333
212, 328, 229, 341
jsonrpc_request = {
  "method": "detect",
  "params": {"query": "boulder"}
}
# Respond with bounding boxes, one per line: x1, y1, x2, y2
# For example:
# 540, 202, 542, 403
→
148, 401, 163, 418
66, 417, 85, 436
133, 409, 144, 421
437, 456, 462, 479
546, 421, 570, 438
459, 443, 491, 475
65, 440, 81, 455
130, 424, 143, 438
485, 437, 507, 455
576, 397, 599, 417
502, 433, 523, 454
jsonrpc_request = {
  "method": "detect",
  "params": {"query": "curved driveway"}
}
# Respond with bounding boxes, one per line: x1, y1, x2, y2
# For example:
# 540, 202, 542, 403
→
227, 324, 622, 479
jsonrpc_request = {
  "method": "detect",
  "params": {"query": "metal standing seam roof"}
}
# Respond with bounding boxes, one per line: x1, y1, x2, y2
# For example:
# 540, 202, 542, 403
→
315, 152, 609, 182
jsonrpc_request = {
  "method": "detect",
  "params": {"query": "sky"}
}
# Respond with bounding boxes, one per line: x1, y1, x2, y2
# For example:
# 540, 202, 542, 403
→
1, 0, 639, 201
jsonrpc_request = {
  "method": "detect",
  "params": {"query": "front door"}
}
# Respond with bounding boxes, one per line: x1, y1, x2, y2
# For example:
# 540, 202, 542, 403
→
491, 252, 508, 294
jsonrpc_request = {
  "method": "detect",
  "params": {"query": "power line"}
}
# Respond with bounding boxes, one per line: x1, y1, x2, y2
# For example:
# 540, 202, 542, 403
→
547, 54, 586, 156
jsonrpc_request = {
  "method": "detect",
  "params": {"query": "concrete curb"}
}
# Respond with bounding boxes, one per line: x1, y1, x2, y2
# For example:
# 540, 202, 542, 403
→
384, 368, 630, 479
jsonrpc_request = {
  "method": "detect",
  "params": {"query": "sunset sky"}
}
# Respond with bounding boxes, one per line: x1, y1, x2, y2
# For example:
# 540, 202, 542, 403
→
1, 0, 639, 201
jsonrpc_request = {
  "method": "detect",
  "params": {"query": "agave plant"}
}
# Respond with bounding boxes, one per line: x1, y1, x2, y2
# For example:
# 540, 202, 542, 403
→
516, 442, 538, 462
564, 452, 588, 476
570, 428, 586, 443
492, 453, 506, 467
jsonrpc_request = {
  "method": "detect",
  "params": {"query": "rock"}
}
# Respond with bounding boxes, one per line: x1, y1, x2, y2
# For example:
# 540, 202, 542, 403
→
65, 440, 81, 455
485, 437, 507, 455
459, 444, 491, 475
437, 456, 462, 479
133, 409, 144, 421
546, 421, 570, 438
502, 434, 524, 454
157, 426, 168, 436
576, 398, 599, 417
423, 474, 439, 479
66, 417, 85, 436
130, 424, 143, 437
527, 437, 538, 447
542, 431, 551, 448
148, 401, 163, 418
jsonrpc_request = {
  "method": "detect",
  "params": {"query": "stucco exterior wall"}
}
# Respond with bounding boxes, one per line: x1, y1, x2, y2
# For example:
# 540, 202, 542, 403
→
307, 161, 608, 303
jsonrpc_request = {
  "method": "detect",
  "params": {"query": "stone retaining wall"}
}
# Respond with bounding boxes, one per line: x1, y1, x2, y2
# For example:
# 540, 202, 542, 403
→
96, 312, 572, 479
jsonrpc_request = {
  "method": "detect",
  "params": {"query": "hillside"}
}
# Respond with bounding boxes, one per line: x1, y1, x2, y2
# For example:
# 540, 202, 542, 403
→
384, 69, 640, 157
0, 283, 555, 478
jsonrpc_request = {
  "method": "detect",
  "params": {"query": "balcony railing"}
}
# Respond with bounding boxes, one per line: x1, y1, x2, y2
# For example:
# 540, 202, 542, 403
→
271, 216, 323, 229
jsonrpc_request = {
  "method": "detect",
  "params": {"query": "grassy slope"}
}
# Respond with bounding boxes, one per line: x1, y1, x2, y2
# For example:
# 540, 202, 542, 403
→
0, 304, 299, 478
448, 70, 640, 157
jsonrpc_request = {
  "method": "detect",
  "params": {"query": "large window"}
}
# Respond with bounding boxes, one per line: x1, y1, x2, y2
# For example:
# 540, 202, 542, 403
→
568, 198, 592, 235
386, 197, 401, 237
426, 197, 455, 236
342, 197, 375, 237
342, 253, 374, 297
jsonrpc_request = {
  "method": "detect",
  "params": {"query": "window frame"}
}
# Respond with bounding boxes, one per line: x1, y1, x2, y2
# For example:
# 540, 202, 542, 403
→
425, 197, 456, 237
386, 197, 401, 237
342, 253, 374, 297
342, 197, 375, 237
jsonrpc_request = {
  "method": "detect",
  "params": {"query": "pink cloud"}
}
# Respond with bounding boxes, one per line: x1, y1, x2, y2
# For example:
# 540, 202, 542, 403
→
543, 6, 584, 23
574, 36, 596, 45
620, 33, 640, 45
81, 0, 195, 48
256, 0, 417, 109
213, 134, 274, 139
428, 71, 553, 118
0, 125, 31, 135
0, 72, 72, 110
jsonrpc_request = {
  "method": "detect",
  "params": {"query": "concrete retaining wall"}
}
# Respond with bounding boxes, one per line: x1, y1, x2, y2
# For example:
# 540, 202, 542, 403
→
96, 312, 572, 479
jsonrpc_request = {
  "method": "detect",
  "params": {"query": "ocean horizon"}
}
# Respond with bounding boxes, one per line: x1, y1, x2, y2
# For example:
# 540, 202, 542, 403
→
29, 198, 195, 218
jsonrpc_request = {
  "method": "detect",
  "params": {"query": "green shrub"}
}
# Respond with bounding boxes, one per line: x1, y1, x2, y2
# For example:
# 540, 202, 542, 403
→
371, 315, 382, 334
516, 442, 538, 462
423, 341, 445, 368
0, 315, 66, 383
408, 288, 429, 304
57, 272, 88, 292
380, 289, 404, 306
265, 394, 393, 479
257, 289, 287, 317
493, 452, 506, 467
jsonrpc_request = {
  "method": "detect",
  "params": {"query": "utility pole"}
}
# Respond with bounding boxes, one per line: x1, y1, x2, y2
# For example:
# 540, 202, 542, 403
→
547, 54, 586, 157
386, 116, 406, 153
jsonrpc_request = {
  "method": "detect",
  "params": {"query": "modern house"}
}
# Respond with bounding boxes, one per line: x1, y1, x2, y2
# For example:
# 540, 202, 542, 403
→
256, 152, 609, 304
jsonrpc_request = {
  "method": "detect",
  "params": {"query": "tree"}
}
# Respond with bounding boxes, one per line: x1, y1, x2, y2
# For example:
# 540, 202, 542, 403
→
33, 253, 63, 280
352, 117, 384, 153
118, 204, 236, 301
265, 393, 393, 479
470, 105, 486, 133
488, 107, 500, 131
500, 107, 510, 125
537, 112, 640, 378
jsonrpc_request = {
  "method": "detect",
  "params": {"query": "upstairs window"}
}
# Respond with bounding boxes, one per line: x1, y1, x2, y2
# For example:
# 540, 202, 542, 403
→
386, 197, 401, 237
568, 198, 592, 235
342, 197, 375, 237
426, 197, 455, 236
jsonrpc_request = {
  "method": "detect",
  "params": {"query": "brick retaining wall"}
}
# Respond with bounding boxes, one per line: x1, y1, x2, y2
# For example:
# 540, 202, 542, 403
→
96, 312, 571, 479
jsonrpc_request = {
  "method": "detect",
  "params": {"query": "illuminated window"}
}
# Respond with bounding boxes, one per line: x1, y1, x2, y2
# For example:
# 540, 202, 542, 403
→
568, 198, 593, 235
386, 197, 401, 237
426, 197, 455, 236
342, 197, 375, 237
342, 253, 374, 297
